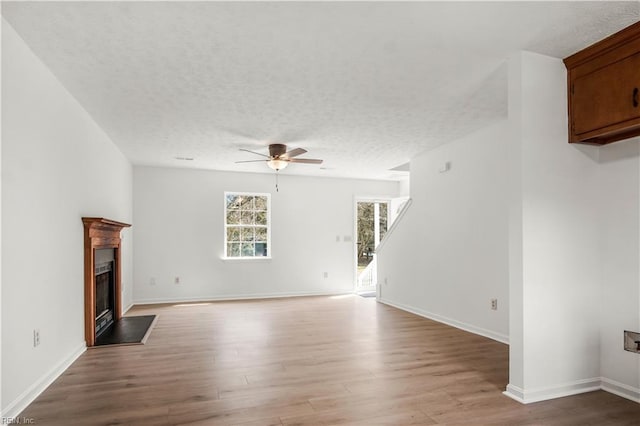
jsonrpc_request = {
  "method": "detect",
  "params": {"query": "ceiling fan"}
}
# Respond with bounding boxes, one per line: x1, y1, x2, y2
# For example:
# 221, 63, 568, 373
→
235, 143, 323, 171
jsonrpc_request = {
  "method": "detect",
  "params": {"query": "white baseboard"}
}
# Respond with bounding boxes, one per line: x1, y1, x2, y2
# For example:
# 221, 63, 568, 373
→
133, 290, 350, 305
504, 378, 604, 404
2, 342, 86, 419
601, 377, 640, 403
378, 297, 509, 344
123, 301, 134, 314
503, 384, 526, 403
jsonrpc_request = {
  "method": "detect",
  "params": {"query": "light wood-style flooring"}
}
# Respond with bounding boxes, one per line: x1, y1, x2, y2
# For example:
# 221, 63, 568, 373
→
21, 296, 640, 425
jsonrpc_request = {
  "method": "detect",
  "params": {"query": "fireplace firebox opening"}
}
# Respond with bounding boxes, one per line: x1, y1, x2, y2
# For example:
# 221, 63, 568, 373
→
94, 249, 115, 337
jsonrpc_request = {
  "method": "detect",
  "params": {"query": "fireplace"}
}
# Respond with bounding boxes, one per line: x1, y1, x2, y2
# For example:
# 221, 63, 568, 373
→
82, 218, 131, 347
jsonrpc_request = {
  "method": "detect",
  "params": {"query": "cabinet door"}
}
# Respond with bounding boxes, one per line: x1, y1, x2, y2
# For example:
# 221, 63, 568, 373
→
572, 53, 640, 136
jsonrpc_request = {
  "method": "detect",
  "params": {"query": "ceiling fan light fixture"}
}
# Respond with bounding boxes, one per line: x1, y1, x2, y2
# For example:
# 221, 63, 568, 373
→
267, 158, 288, 171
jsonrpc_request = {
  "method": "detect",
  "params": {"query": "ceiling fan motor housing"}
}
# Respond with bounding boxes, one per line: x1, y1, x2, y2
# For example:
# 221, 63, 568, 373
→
269, 144, 287, 158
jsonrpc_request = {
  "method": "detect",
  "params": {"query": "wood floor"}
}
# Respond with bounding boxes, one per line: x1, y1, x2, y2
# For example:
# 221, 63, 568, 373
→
21, 296, 640, 425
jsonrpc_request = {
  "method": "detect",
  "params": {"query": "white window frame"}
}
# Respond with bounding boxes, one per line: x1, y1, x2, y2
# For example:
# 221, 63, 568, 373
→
223, 191, 271, 259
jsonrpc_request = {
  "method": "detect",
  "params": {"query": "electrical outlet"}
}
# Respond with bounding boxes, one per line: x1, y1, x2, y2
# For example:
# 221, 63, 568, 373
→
384, 277, 388, 285
323, 272, 329, 279
33, 329, 40, 347
624, 330, 640, 353
150, 277, 156, 286
491, 299, 498, 310
174, 276, 180, 285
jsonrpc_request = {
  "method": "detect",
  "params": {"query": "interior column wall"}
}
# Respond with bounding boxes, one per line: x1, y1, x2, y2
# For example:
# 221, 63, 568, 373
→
506, 52, 524, 392
506, 51, 602, 403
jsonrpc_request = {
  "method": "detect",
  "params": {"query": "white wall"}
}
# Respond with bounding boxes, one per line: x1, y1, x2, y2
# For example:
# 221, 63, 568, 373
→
133, 166, 399, 303
398, 177, 410, 197
377, 120, 511, 343
598, 137, 640, 401
506, 52, 602, 403
1, 21, 133, 417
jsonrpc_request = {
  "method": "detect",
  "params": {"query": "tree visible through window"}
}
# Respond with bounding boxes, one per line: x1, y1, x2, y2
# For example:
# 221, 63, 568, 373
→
224, 192, 270, 258
357, 202, 388, 270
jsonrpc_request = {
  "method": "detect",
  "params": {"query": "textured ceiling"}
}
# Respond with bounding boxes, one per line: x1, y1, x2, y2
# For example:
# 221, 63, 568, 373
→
2, 2, 639, 180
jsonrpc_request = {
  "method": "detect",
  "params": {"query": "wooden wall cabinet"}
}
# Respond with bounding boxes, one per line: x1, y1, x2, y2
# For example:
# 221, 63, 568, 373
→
564, 21, 640, 145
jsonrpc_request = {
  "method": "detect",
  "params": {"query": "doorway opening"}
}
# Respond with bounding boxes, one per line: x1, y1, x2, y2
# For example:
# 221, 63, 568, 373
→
355, 200, 388, 294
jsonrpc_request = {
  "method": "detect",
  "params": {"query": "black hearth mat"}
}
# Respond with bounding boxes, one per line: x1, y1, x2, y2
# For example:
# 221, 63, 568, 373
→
94, 315, 157, 347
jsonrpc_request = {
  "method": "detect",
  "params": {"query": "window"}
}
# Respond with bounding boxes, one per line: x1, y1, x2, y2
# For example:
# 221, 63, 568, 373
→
224, 192, 270, 258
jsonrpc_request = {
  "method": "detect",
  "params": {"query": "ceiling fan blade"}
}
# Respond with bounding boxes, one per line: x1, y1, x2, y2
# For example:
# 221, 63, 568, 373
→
239, 148, 269, 158
288, 158, 323, 164
235, 159, 269, 164
283, 148, 307, 158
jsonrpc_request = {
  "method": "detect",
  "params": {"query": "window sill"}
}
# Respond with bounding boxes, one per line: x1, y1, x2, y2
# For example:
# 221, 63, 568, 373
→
221, 256, 272, 263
